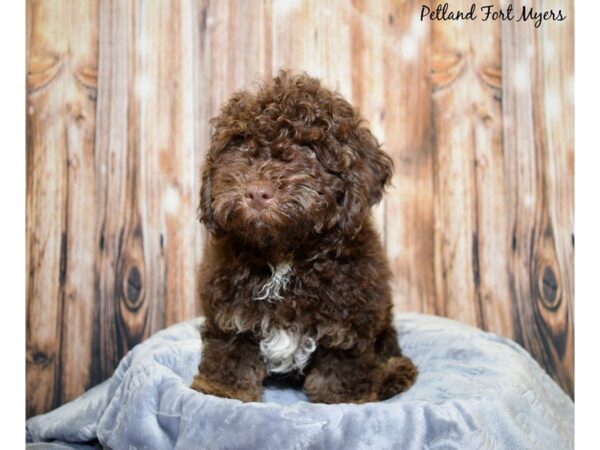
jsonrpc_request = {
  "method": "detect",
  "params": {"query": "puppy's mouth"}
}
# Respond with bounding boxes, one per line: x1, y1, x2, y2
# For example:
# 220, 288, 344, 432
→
238, 199, 282, 227
221, 196, 304, 232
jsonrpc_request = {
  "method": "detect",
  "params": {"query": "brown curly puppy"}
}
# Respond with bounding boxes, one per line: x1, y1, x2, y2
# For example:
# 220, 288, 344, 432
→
191, 71, 417, 404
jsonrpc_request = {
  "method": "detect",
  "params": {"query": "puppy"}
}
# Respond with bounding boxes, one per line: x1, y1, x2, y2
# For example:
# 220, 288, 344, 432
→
191, 71, 417, 403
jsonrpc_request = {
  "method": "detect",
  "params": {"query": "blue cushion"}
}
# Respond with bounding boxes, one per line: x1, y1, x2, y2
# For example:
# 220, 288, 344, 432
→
26, 314, 573, 449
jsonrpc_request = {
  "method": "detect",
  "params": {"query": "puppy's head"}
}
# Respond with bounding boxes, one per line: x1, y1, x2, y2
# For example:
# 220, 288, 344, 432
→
200, 71, 393, 248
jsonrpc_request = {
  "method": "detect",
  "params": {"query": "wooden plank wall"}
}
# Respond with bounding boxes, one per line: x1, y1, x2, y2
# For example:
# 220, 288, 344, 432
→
26, 0, 574, 416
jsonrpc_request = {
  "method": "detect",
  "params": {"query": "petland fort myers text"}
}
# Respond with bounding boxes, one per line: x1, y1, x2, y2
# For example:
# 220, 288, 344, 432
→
421, 3, 567, 28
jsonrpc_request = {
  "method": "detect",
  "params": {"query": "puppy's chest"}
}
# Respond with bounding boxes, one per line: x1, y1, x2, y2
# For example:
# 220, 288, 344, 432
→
252, 261, 293, 302
253, 262, 316, 374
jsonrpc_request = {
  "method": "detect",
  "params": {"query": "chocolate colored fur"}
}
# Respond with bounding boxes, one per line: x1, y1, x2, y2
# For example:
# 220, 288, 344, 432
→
191, 71, 417, 403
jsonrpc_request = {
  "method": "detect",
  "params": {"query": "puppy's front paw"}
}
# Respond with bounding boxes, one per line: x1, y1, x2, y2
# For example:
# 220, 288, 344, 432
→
191, 374, 262, 402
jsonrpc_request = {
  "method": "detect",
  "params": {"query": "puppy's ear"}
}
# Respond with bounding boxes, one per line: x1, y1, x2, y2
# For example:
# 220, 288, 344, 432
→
339, 127, 393, 238
199, 161, 222, 235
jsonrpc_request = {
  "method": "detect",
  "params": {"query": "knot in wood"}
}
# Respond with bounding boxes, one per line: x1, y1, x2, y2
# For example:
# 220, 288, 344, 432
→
123, 265, 144, 311
27, 349, 53, 367
539, 266, 560, 309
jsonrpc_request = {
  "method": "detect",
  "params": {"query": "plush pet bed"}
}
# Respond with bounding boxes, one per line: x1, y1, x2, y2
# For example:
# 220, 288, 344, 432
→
26, 314, 573, 450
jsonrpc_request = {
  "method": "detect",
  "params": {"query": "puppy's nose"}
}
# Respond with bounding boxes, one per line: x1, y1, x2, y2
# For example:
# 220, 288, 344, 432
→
244, 182, 274, 210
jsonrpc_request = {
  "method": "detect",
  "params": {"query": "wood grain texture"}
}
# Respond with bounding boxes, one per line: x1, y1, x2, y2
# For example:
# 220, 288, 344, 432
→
26, 0, 575, 416
381, 0, 435, 315
431, 0, 513, 334
93, 0, 203, 386
93, 0, 139, 388
26, 0, 99, 417
501, 0, 574, 397
431, 0, 480, 326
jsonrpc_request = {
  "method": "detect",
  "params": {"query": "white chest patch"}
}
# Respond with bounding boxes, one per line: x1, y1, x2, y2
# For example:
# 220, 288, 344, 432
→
253, 262, 293, 302
259, 325, 316, 373
252, 262, 314, 373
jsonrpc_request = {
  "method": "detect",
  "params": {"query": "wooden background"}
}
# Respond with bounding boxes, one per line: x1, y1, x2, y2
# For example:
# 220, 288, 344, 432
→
26, 0, 574, 417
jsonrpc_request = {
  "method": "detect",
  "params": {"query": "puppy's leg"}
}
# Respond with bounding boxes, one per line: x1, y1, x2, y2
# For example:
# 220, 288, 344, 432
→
373, 325, 418, 400
304, 327, 417, 404
303, 347, 380, 404
191, 326, 267, 402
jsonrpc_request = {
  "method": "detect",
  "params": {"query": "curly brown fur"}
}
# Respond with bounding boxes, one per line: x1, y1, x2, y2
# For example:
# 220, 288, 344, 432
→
191, 71, 417, 403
